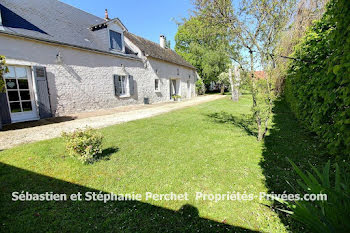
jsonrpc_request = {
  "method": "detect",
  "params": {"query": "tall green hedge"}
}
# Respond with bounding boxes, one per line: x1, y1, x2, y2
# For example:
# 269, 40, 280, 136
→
285, 0, 350, 158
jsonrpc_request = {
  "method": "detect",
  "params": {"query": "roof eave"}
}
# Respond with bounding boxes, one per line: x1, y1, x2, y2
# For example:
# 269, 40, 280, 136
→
0, 30, 141, 61
146, 55, 196, 70
90, 18, 128, 32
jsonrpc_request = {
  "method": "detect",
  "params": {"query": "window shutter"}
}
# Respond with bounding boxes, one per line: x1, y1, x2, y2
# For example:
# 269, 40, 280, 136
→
0, 92, 11, 126
114, 75, 120, 96
129, 75, 134, 96
33, 66, 52, 119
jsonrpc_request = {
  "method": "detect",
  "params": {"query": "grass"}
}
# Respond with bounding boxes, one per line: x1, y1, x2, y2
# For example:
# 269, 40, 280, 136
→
0, 95, 330, 232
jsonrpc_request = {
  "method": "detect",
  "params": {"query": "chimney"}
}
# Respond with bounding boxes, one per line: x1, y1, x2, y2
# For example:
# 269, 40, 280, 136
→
160, 35, 166, 48
104, 9, 109, 21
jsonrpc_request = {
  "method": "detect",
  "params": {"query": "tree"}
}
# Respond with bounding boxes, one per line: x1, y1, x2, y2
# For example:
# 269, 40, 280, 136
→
284, 0, 350, 157
217, 71, 229, 94
195, 77, 206, 95
274, 0, 328, 93
165, 38, 171, 49
217, 66, 240, 99
229, 66, 240, 101
175, 16, 231, 87
194, 0, 295, 140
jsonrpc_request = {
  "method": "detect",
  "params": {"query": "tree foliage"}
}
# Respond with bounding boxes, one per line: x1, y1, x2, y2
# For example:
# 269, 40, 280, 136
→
217, 71, 230, 94
175, 16, 231, 86
284, 0, 350, 158
194, 0, 295, 140
274, 0, 328, 93
165, 38, 171, 49
195, 77, 206, 95
217, 72, 230, 86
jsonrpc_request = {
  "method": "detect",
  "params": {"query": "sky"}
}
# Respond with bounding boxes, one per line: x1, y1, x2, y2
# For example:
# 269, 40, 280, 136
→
60, 0, 195, 49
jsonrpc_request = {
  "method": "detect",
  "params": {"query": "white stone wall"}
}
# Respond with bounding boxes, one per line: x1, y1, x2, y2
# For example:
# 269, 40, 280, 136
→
147, 58, 197, 101
0, 34, 196, 117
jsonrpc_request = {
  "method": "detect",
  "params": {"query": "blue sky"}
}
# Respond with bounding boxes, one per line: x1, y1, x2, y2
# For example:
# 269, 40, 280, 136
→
60, 0, 194, 49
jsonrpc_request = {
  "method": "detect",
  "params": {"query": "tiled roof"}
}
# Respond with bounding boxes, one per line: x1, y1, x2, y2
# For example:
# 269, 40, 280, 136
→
0, 0, 195, 69
254, 71, 266, 79
0, 0, 108, 51
125, 32, 195, 69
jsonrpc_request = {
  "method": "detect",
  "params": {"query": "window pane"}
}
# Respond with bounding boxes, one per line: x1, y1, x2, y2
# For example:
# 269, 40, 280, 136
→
123, 77, 126, 94
10, 102, 21, 113
18, 79, 29, 89
6, 79, 17, 89
22, 101, 33, 112
4, 66, 15, 78
8, 91, 20, 101
110, 30, 122, 50
20, 91, 31, 100
155, 79, 159, 90
118, 76, 126, 95
15, 67, 27, 79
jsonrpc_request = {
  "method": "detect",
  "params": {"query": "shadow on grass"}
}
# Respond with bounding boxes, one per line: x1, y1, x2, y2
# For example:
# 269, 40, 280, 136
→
260, 99, 331, 232
0, 162, 260, 232
95, 147, 119, 161
207, 112, 257, 137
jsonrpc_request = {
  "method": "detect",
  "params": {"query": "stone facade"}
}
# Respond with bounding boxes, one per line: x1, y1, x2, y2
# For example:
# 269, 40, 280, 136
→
0, 33, 197, 118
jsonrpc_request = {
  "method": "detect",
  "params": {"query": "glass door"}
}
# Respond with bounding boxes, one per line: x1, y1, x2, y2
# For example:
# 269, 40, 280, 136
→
170, 79, 177, 99
4, 66, 38, 123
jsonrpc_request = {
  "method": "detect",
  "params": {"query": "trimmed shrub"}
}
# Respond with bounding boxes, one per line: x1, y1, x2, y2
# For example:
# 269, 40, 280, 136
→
284, 0, 350, 158
62, 128, 103, 164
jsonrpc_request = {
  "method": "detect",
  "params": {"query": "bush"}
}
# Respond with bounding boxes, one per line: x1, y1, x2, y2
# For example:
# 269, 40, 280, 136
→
0, 55, 9, 93
279, 159, 350, 233
62, 128, 103, 164
195, 78, 206, 95
172, 94, 181, 101
284, 0, 350, 158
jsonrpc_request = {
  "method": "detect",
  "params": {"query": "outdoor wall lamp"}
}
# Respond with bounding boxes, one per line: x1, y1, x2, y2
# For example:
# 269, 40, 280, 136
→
56, 52, 63, 64
120, 64, 128, 75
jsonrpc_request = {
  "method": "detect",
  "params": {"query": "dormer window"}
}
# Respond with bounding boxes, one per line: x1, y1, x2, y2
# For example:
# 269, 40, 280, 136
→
109, 30, 122, 51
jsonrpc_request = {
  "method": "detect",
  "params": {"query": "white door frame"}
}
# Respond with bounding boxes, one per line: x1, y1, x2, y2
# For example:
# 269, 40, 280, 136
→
170, 78, 181, 99
4, 65, 39, 123
187, 80, 191, 98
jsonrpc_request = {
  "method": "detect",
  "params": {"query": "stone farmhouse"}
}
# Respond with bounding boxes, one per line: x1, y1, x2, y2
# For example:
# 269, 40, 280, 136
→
0, 0, 198, 126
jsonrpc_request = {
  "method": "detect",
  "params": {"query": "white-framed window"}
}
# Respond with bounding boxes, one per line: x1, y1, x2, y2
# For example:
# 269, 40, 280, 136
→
109, 30, 123, 51
114, 75, 134, 97
155, 79, 160, 92
4, 66, 33, 113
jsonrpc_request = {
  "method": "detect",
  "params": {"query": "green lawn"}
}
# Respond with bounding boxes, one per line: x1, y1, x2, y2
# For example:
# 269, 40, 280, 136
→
0, 95, 329, 232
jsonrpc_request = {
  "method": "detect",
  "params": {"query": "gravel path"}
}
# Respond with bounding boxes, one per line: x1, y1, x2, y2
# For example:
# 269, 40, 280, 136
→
0, 95, 225, 150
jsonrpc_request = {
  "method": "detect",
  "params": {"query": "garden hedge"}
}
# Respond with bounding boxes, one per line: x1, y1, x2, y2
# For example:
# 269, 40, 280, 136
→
285, 0, 350, 158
